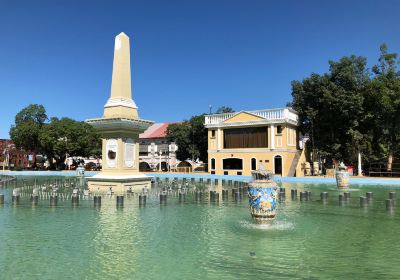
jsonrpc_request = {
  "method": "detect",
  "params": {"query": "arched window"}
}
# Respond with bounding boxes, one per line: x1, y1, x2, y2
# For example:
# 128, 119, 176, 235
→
223, 158, 243, 170
211, 158, 216, 170
139, 162, 151, 172
251, 158, 257, 171
177, 161, 192, 173
177, 161, 192, 168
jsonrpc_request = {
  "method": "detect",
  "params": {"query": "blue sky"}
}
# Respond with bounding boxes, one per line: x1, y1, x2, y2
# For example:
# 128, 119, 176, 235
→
1, 0, 399, 138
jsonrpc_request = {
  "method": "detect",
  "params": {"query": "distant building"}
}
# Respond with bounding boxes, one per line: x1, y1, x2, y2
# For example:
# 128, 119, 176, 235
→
139, 123, 202, 172
65, 156, 101, 170
204, 108, 306, 176
0, 139, 32, 169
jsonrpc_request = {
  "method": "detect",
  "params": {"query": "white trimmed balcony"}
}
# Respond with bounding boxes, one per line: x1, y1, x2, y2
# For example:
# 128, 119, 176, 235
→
204, 107, 298, 127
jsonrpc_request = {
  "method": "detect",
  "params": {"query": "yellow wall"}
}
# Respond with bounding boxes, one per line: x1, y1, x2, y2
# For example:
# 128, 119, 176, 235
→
208, 129, 216, 150
101, 135, 141, 176
207, 114, 300, 176
209, 126, 270, 149
103, 106, 138, 118
295, 148, 307, 177
209, 151, 297, 176
208, 124, 297, 151
224, 112, 264, 123
274, 124, 297, 150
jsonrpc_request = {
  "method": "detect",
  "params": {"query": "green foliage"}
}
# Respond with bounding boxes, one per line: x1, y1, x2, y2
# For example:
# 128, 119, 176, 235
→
39, 117, 101, 169
167, 123, 192, 161
189, 115, 208, 162
14, 104, 47, 124
290, 44, 400, 166
215, 106, 234, 113
9, 104, 48, 166
9, 104, 101, 170
167, 115, 209, 163
167, 107, 234, 163
368, 44, 400, 163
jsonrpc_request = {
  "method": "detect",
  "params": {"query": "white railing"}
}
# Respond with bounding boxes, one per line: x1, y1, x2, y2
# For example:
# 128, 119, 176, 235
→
204, 108, 298, 125
286, 109, 298, 123
204, 113, 236, 125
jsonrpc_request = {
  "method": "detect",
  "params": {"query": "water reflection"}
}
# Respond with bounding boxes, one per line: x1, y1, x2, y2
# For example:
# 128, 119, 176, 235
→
91, 200, 140, 278
0, 176, 399, 279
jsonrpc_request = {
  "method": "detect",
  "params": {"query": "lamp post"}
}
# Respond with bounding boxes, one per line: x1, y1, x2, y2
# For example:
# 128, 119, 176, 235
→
2, 148, 6, 172
2, 144, 12, 171
167, 147, 170, 173
58, 137, 68, 170
150, 142, 156, 171
159, 150, 162, 172
2, 147, 7, 172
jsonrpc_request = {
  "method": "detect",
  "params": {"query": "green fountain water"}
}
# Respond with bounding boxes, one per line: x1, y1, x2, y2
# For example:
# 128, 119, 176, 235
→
0, 177, 399, 279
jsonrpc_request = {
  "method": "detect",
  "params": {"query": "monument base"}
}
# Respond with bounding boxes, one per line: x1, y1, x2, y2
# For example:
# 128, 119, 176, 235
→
87, 174, 153, 195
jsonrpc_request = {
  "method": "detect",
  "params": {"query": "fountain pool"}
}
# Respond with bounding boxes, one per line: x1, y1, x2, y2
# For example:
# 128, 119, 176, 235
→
0, 176, 400, 279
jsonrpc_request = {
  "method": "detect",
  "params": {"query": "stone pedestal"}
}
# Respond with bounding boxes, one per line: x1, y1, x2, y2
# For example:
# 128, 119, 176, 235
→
86, 119, 153, 194
88, 175, 151, 194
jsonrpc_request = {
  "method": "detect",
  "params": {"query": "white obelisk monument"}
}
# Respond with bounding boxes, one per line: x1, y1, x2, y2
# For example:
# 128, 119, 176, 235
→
86, 32, 153, 194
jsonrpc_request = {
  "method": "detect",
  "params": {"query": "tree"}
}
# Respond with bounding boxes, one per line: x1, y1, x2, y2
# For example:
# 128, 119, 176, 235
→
290, 55, 370, 166
189, 114, 208, 162
39, 117, 101, 170
369, 44, 400, 169
9, 104, 48, 167
167, 106, 234, 163
290, 45, 400, 172
167, 114, 209, 163
215, 106, 234, 114
167, 123, 192, 161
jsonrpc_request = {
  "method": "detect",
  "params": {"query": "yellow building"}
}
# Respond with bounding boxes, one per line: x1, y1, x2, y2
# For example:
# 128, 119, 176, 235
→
205, 108, 304, 177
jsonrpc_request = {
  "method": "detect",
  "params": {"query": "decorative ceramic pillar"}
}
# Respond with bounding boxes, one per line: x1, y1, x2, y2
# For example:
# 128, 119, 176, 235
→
248, 165, 278, 222
336, 170, 350, 189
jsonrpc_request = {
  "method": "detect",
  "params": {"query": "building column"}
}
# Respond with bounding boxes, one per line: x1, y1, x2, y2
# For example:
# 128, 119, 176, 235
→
270, 125, 275, 149
217, 128, 221, 150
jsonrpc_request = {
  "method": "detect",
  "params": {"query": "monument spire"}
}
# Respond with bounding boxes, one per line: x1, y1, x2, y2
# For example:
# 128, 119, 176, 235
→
86, 32, 154, 194
104, 32, 138, 118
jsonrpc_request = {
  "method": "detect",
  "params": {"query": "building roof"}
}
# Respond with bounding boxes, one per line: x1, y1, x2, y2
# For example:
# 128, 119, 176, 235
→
204, 107, 298, 128
139, 123, 170, 139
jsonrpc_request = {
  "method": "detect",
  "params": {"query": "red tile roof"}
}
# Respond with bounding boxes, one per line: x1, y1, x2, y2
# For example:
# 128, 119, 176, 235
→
139, 123, 170, 139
